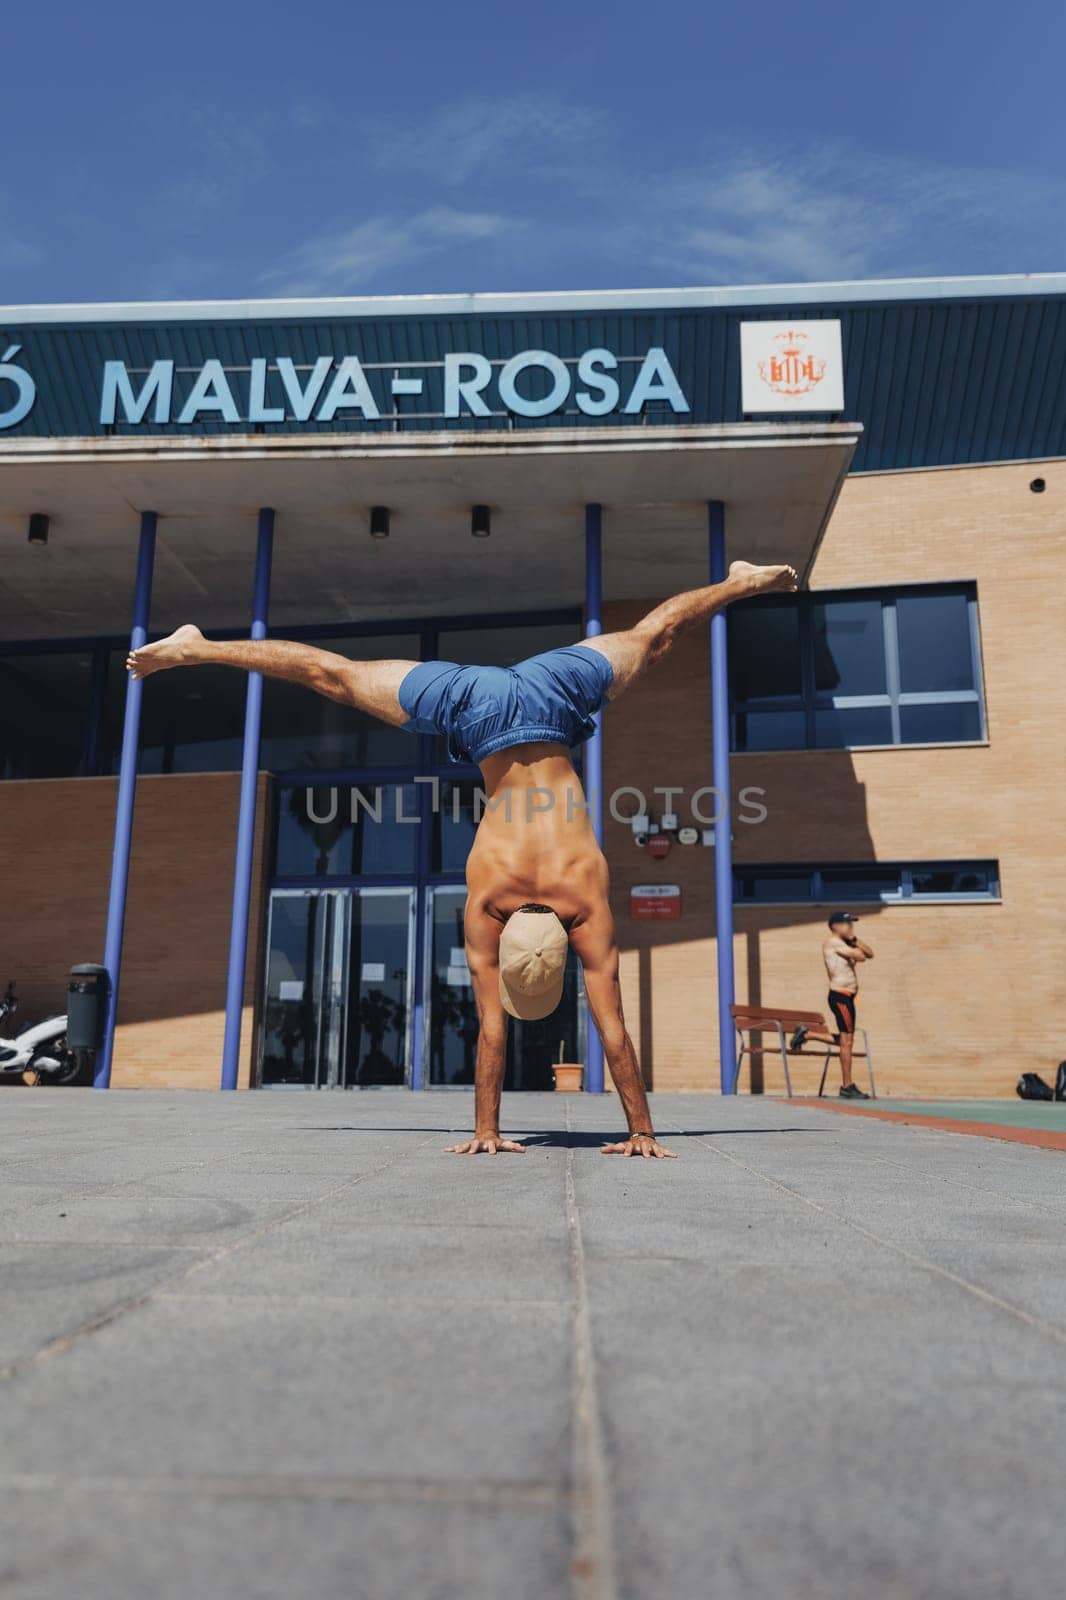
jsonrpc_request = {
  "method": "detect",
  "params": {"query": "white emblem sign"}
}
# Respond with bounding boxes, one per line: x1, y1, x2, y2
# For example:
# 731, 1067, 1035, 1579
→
740, 320, 844, 413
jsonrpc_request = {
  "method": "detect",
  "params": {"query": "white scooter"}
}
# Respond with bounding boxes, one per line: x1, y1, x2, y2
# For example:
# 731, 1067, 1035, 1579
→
0, 980, 86, 1086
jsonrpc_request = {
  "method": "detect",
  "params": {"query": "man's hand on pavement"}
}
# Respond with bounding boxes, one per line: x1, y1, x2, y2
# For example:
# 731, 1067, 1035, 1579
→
446, 1133, 526, 1155
601, 1134, 678, 1159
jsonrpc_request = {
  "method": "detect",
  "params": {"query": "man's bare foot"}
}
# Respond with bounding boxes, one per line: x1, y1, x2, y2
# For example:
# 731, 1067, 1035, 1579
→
728, 560, 798, 598
127, 624, 205, 680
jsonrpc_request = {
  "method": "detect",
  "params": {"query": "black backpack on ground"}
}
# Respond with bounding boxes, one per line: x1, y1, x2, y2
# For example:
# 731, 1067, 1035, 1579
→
1056, 1063, 1066, 1103
1017, 1072, 1054, 1102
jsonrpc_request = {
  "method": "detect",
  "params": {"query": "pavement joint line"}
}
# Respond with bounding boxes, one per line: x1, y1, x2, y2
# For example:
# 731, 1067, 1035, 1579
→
676, 1125, 1066, 1350
0, 1129, 443, 1386
0, 1472, 567, 1508
564, 1101, 619, 1600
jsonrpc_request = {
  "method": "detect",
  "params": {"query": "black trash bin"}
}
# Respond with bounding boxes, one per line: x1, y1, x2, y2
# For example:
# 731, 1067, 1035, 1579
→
67, 964, 109, 1051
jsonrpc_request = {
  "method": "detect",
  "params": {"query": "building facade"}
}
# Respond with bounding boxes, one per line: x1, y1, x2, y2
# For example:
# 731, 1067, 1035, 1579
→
2, 275, 1064, 1096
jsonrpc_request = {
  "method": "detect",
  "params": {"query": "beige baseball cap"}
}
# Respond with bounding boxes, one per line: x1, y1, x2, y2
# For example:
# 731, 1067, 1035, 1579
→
498, 905, 569, 1021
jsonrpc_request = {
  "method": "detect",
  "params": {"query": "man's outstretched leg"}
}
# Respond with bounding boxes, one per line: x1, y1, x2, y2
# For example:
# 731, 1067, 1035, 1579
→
127, 625, 418, 726
579, 560, 797, 697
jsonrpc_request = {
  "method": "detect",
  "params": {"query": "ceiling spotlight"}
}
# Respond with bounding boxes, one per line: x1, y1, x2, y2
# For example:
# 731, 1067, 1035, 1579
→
28, 513, 50, 546
471, 504, 491, 538
369, 505, 391, 539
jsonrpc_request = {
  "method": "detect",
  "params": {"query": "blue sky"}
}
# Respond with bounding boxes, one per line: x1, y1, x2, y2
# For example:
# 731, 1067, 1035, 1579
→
3, 0, 1065, 303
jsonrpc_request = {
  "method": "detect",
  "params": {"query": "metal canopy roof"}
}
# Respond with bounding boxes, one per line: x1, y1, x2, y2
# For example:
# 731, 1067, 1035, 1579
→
3, 272, 1065, 323
0, 423, 858, 640
2, 277, 1064, 472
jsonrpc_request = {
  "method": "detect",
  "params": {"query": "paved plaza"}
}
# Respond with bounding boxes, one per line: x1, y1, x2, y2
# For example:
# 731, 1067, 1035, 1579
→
1, 1088, 1064, 1599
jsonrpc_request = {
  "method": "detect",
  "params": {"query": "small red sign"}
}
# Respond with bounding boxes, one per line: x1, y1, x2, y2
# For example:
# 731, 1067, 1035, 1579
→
646, 833, 672, 859
630, 884, 682, 921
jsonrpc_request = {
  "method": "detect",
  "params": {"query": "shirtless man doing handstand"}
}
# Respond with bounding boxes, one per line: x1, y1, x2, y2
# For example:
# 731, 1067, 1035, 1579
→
129, 560, 797, 1157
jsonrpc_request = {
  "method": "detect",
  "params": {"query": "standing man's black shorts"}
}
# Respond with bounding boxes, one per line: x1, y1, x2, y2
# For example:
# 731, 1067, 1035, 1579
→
827, 990, 857, 1034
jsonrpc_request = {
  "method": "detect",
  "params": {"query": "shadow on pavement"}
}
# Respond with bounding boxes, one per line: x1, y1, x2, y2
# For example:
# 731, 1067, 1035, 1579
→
294, 1126, 826, 1143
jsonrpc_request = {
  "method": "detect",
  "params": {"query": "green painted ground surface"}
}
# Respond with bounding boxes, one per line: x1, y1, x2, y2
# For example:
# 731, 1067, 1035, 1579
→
866, 1099, 1066, 1132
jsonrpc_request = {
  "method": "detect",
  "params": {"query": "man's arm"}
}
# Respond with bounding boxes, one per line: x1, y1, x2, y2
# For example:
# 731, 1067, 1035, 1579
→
832, 936, 871, 963
569, 906, 676, 1159
445, 905, 524, 1156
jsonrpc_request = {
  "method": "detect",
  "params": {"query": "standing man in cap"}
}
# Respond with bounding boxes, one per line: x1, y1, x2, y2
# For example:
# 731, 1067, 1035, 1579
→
790, 912, 875, 1099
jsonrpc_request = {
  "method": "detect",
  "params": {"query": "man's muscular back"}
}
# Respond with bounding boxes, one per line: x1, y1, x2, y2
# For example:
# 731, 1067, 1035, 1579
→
465, 743, 607, 930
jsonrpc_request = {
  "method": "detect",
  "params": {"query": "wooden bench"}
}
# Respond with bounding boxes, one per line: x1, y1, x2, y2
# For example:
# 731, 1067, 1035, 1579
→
729, 1004, 876, 1098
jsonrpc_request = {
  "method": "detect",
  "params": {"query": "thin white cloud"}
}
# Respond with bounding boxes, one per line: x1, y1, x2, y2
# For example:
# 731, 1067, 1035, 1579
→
261, 206, 520, 295
373, 93, 607, 186
550, 133, 1062, 281
244, 101, 1066, 298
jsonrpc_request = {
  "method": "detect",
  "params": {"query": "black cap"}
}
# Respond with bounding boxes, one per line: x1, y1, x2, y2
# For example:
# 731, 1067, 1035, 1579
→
827, 911, 858, 927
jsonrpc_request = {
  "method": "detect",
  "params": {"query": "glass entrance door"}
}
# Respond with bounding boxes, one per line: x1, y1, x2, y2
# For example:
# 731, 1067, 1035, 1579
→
426, 887, 582, 1090
260, 888, 414, 1087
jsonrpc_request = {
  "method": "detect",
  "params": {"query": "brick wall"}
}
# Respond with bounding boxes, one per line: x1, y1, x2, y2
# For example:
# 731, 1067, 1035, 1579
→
602, 459, 1066, 1097
0, 773, 272, 1088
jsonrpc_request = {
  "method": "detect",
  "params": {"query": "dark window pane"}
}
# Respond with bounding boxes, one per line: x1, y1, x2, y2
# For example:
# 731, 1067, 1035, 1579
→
732, 709, 807, 752
436, 621, 579, 668
814, 705, 894, 748
346, 894, 411, 1086
819, 866, 902, 901
0, 653, 93, 779
729, 603, 801, 701
104, 654, 246, 775
437, 781, 480, 873
899, 701, 981, 744
261, 633, 421, 771
358, 783, 420, 875
275, 783, 419, 876
896, 591, 975, 693
260, 894, 324, 1086
813, 600, 886, 695
734, 870, 812, 902
910, 864, 995, 897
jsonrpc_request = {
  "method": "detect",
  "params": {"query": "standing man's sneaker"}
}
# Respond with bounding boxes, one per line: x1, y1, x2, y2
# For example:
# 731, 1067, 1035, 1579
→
789, 1025, 808, 1052
839, 1083, 870, 1100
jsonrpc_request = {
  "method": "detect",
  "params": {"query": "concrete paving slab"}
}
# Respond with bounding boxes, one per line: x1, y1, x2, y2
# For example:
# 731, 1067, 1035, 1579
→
3, 1291, 571, 1486
1, 1088, 1065, 1599
0, 1241, 183, 1366
179, 1220, 572, 1305
1, 1486, 571, 1600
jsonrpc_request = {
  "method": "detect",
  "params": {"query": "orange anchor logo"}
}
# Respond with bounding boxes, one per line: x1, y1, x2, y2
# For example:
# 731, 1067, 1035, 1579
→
757, 330, 827, 397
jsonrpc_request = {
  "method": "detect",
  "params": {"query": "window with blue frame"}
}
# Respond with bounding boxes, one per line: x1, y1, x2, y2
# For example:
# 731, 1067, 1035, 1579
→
101, 650, 247, 774
733, 860, 1000, 904
729, 583, 985, 751
274, 781, 422, 878
1, 612, 583, 783
0, 650, 98, 779
261, 632, 422, 772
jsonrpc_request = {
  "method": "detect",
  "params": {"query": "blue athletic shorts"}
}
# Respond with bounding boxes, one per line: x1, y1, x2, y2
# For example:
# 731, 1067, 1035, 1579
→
398, 644, 613, 764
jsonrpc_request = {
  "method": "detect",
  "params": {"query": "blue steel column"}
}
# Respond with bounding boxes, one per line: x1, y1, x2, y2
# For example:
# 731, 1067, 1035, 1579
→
709, 501, 737, 1093
221, 508, 275, 1090
584, 503, 605, 1094
95, 512, 157, 1089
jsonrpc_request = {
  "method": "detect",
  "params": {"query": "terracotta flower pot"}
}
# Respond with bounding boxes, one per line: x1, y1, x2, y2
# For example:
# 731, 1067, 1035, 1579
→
553, 1063, 584, 1092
